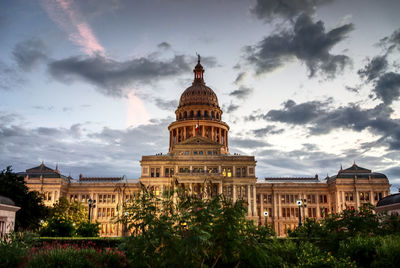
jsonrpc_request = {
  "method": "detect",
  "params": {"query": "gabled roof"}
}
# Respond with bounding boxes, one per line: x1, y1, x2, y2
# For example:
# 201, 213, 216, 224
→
176, 135, 223, 147
339, 163, 371, 174
26, 163, 58, 174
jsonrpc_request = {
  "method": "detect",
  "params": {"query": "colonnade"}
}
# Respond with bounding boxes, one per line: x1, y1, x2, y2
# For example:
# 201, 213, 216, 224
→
169, 125, 228, 146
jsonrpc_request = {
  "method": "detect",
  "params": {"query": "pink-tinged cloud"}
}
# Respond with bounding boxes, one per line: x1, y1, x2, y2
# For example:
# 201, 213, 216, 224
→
40, 0, 105, 56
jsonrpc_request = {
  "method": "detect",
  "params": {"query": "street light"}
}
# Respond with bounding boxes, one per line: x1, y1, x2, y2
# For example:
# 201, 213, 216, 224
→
297, 199, 302, 227
88, 198, 96, 222
263, 211, 269, 226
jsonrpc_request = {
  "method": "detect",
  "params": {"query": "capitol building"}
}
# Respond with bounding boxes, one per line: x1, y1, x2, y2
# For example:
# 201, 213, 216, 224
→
21, 58, 391, 236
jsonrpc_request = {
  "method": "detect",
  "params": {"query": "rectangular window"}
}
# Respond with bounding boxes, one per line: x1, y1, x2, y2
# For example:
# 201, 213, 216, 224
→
151, 168, 155, 177
97, 208, 101, 218
185, 151, 189, 155
207, 151, 212, 155
282, 208, 286, 218
111, 208, 115, 217
268, 195, 272, 203
112, 195, 115, 203
281, 195, 285, 204
107, 208, 110, 217
107, 195, 111, 203
179, 167, 190, 173
156, 168, 160, 177
193, 151, 198, 155
249, 168, 254, 174
199, 151, 203, 155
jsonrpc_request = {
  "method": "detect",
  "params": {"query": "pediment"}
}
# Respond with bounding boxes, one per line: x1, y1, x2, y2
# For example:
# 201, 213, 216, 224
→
177, 136, 223, 147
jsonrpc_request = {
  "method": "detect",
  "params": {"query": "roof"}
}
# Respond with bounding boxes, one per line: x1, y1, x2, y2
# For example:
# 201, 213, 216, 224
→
377, 193, 400, 207
20, 162, 70, 181
78, 175, 124, 182
262, 176, 323, 184
178, 61, 219, 108
0, 195, 15, 206
327, 163, 387, 181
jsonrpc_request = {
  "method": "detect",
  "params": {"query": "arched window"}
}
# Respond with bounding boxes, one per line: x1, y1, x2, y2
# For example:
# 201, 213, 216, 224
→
190, 111, 194, 118
211, 111, 215, 118
204, 111, 208, 117
184, 111, 187, 119
197, 110, 201, 117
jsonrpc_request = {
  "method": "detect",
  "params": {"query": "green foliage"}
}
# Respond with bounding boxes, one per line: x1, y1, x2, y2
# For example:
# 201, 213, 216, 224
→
40, 197, 99, 237
119, 188, 276, 267
76, 221, 100, 237
297, 242, 356, 268
338, 235, 400, 268
0, 232, 38, 267
0, 166, 48, 230
23, 244, 127, 268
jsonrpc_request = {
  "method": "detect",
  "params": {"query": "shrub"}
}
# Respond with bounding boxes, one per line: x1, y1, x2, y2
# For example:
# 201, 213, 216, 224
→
76, 221, 100, 237
23, 243, 128, 268
0, 232, 38, 267
338, 236, 380, 268
372, 235, 400, 268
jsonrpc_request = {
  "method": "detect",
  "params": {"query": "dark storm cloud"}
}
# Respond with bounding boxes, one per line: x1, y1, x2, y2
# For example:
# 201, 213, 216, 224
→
0, 116, 172, 178
229, 86, 254, 99
244, 14, 353, 78
372, 72, 400, 105
252, 126, 284, 137
155, 98, 178, 111
47, 54, 192, 97
250, 0, 333, 21
358, 55, 388, 82
12, 38, 48, 71
250, 99, 400, 150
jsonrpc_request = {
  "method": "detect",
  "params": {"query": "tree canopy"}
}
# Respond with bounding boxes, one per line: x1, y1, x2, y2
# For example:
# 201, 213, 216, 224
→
0, 166, 48, 230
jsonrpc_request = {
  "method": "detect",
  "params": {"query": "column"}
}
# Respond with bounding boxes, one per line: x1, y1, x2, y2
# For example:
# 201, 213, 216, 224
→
225, 131, 228, 148
183, 127, 186, 140
278, 193, 282, 218
356, 190, 360, 208
260, 194, 264, 224
336, 191, 340, 212
370, 190, 374, 205
193, 125, 196, 136
316, 193, 320, 218
211, 126, 214, 141
202, 125, 205, 137
252, 185, 257, 217
189, 183, 193, 195
232, 166, 236, 177
247, 185, 251, 216
233, 185, 237, 203
218, 182, 223, 195
342, 191, 345, 208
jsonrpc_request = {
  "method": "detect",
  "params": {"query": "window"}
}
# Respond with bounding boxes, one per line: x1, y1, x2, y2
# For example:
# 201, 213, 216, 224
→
97, 208, 101, 218
156, 168, 160, 177
179, 167, 190, 173
267, 195, 272, 203
193, 151, 198, 155
151, 168, 155, 177
222, 167, 232, 177
142, 168, 148, 174
107, 195, 111, 203
207, 167, 218, 173
111, 208, 115, 217
112, 195, 115, 203
199, 151, 203, 155
207, 151, 212, 155
185, 151, 189, 155
165, 168, 174, 177
249, 168, 254, 174
281, 195, 285, 204
98, 194, 102, 203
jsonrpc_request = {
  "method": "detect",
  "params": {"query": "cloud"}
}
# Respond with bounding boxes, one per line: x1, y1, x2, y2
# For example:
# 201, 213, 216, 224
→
234, 72, 247, 85
157, 42, 172, 50
373, 72, 400, 105
380, 28, 400, 52
243, 14, 353, 78
250, 99, 400, 150
230, 137, 270, 148
229, 86, 253, 99
40, 0, 105, 56
250, 0, 333, 21
358, 55, 388, 82
155, 98, 178, 111
47, 54, 192, 97
252, 126, 284, 137
225, 103, 240, 113
12, 38, 49, 71
0, 116, 172, 178
0, 61, 24, 90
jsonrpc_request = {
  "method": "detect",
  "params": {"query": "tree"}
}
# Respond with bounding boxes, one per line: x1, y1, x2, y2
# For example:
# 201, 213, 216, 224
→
119, 188, 276, 267
40, 197, 100, 237
0, 166, 48, 230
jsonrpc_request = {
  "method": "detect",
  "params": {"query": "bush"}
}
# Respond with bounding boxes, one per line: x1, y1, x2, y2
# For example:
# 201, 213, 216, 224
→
0, 232, 38, 267
23, 243, 128, 268
40, 216, 75, 237
297, 242, 356, 268
76, 221, 100, 237
339, 236, 379, 268
373, 235, 400, 268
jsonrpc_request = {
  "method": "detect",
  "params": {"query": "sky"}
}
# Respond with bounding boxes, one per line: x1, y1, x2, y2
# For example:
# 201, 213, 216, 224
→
1, 0, 400, 192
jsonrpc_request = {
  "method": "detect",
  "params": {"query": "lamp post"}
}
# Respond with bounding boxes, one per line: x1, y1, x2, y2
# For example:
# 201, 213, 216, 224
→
297, 199, 302, 227
88, 198, 96, 222
263, 211, 269, 226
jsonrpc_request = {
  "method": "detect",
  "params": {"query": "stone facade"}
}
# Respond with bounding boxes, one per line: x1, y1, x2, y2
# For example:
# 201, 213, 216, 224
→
0, 196, 20, 239
22, 59, 391, 236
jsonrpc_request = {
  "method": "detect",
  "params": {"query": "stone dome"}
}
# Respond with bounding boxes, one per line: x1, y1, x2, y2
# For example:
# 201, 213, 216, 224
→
178, 83, 219, 108
377, 193, 400, 207
178, 56, 219, 108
